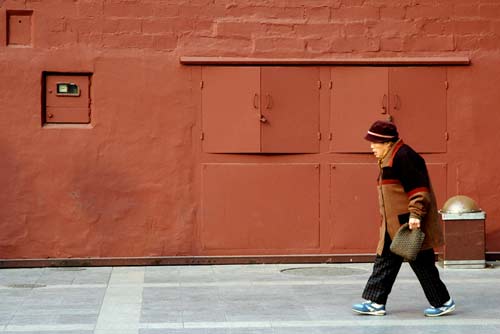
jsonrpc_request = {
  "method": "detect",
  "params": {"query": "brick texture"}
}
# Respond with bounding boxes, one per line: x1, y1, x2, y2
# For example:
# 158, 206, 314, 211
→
380, 37, 404, 52
479, 4, 500, 19
421, 19, 454, 35
454, 20, 491, 35
331, 36, 380, 52
304, 6, 331, 22
455, 35, 480, 51
404, 35, 455, 51
380, 6, 406, 20
253, 36, 305, 54
406, 4, 453, 19
332, 6, 380, 21
0, 0, 491, 55
216, 20, 266, 39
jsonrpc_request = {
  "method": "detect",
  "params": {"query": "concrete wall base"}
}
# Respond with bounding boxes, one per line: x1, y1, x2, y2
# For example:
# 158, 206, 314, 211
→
440, 259, 486, 269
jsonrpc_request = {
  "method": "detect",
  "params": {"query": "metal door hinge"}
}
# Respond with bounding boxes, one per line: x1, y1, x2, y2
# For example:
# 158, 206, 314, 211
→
200, 132, 204, 140
317, 81, 321, 89
200, 80, 204, 89
445, 81, 449, 90
317, 132, 321, 140
329, 133, 333, 140
445, 132, 449, 141
329, 81, 333, 89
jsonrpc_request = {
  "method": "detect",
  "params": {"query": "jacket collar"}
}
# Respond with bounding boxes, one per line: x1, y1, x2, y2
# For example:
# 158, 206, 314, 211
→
379, 139, 404, 168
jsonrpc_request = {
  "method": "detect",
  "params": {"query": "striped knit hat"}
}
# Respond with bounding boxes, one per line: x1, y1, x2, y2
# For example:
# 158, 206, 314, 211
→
364, 120, 399, 143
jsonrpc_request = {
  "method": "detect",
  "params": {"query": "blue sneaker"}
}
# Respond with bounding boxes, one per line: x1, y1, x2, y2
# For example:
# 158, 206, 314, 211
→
352, 300, 386, 316
424, 299, 456, 317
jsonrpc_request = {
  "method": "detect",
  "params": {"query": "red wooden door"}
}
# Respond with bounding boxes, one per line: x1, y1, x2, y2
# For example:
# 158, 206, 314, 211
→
389, 67, 447, 153
201, 163, 320, 253
427, 163, 448, 209
201, 66, 261, 153
260, 67, 320, 153
329, 163, 380, 253
330, 67, 389, 152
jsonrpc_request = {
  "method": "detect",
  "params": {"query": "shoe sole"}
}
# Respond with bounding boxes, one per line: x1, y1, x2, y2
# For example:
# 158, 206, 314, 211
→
424, 304, 456, 317
352, 309, 386, 316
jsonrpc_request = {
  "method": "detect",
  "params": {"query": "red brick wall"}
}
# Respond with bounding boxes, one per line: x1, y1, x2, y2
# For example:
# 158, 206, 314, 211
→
3, 0, 498, 55
1, 0, 500, 259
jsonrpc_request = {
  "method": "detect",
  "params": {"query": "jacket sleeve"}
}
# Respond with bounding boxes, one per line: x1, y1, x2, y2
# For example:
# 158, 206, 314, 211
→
407, 188, 431, 221
393, 148, 431, 221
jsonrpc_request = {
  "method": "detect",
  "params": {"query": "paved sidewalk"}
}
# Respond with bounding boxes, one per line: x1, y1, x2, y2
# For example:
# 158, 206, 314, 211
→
0, 262, 499, 334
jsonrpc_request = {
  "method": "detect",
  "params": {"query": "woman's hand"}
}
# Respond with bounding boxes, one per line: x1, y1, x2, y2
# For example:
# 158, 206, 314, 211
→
409, 217, 421, 230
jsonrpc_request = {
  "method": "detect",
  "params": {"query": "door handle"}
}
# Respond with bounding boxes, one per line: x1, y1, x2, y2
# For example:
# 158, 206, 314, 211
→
265, 94, 273, 109
253, 93, 259, 109
381, 94, 388, 114
393, 94, 401, 111
260, 115, 267, 123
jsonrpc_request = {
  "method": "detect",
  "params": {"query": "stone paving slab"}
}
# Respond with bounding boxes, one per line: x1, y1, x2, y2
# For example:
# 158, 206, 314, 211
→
0, 262, 498, 333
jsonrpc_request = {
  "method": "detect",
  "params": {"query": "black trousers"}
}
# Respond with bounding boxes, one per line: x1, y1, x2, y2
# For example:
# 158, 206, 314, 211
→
362, 233, 451, 307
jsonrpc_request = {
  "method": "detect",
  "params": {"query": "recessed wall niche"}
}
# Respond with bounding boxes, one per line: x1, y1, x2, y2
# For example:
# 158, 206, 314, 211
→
7, 10, 33, 46
42, 72, 92, 125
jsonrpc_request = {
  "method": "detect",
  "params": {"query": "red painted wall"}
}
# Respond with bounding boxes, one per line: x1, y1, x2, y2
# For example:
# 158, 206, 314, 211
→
1, 0, 500, 260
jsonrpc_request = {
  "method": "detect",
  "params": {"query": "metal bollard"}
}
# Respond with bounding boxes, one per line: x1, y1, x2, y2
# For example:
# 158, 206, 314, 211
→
439, 195, 486, 269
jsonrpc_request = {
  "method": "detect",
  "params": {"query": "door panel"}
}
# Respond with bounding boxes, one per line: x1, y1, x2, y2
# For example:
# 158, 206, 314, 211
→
389, 67, 447, 153
45, 75, 90, 124
201, 163, 320, 252
261, 67, 320, 153
427, 163, 447, 210
202, 66, 261, 153
330, 67, 389, 153
46, 76, 90, 108
329, 162, 447, 252
329, 163, 380, 252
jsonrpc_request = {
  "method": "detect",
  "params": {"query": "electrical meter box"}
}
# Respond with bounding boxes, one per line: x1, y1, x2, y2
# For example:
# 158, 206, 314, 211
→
44, 74, 91, 124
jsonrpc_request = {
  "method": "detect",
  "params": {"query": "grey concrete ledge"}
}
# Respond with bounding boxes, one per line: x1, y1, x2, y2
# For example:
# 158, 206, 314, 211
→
441, 211, 486, 220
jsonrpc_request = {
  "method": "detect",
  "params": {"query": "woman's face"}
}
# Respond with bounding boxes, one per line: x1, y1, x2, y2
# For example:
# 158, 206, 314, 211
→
370, 142, 392, 159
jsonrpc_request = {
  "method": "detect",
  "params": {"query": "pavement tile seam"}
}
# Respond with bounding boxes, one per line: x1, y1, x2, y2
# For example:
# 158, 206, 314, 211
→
50, 318, 500, 330
0, 278, 498, 291
0, 282, 491, 289
93, 267, 144, 334
3, 323, 95, 331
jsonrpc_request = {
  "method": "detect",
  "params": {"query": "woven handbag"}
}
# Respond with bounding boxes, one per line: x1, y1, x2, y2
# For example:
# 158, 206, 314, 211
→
390, 223, 425, 261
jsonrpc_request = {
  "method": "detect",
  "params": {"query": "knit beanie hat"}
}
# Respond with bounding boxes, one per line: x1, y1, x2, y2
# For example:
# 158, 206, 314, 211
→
364, 120, 399, 143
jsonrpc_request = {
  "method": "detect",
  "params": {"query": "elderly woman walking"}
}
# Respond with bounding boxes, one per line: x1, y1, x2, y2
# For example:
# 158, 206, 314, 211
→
352, 120, 455, 317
